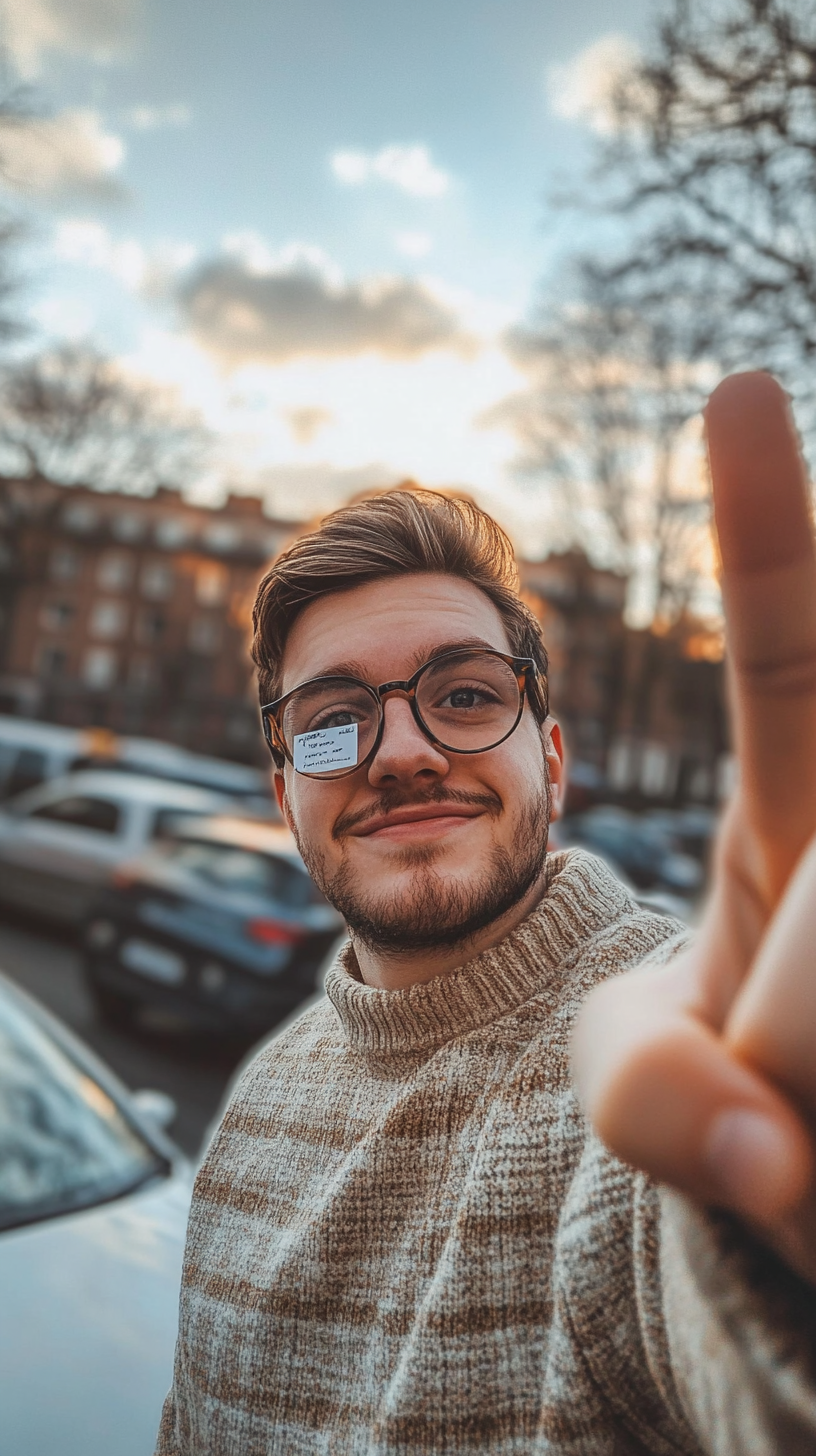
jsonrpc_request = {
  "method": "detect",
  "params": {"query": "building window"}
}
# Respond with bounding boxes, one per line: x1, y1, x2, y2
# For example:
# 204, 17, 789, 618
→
49, 546, 80, 581
35, 643, 68, 679
189, 616, 222, 654
185, 661, 211, 694
195, 562, 228, 606
202, 522, 240, 553
128, 656, 156, 690
62, 503, 98, 534
96, 552, 133, 592
140, 560, 175, 600
40, 601, 75, 632
82, 648, 117, 689
155, 517, 191, 549
136, 607, 166, 644
111, 512, 145, 543
89, 600, 127, 640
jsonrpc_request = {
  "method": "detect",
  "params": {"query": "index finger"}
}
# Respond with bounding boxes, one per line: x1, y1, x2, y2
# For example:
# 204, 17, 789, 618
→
706, 372, 816, 895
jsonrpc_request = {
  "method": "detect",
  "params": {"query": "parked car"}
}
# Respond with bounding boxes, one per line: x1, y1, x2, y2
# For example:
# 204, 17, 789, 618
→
83, 814, 344, 1034
0, 969, 190, 1456
0, 770, 244, 925
0, 713, 273, 811
558, 805, 704, 898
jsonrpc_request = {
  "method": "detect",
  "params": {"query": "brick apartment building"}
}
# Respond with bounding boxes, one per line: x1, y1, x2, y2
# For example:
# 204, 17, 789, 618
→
520, 550, 628, 769
0, 477, 297, 762
0, 476, 728, 799
520, 551, 729, 808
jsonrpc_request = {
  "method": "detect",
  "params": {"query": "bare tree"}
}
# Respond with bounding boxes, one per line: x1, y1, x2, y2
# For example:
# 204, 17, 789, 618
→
0, 347, 209, 672
0, 345, 208, 494
501, 266, 712, 625
583, 0, 816, 425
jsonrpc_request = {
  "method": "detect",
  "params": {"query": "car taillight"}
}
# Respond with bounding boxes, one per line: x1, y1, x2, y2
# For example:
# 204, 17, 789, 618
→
246, 918, 307, 946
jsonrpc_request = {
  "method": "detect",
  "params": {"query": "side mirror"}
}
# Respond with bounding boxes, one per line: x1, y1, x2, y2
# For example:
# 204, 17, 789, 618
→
131, 1087, 178, 1132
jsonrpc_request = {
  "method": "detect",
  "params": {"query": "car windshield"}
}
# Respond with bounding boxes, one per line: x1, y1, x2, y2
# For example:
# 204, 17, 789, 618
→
0, 991, 164, 1233
163, 839, 325, 906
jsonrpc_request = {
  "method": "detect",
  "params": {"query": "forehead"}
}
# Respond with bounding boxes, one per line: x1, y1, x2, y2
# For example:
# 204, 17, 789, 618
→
281, 572, 513, 691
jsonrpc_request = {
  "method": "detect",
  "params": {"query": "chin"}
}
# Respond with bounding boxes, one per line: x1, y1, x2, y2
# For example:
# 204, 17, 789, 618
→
358, 839, 485, 876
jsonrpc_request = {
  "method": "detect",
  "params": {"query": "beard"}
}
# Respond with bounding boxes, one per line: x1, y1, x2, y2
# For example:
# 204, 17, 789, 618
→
291, 772, 552, 956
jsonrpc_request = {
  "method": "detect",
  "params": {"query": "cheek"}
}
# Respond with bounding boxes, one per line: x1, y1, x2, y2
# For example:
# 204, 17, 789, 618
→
285, 775, 344, 851
483, 734, 547, 808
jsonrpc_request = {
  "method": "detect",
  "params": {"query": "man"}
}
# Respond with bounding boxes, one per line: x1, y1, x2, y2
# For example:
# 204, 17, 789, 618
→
157, 373, 816, 1454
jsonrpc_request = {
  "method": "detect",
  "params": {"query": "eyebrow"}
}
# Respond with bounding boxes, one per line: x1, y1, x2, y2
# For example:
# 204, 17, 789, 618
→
297, 637, 507, 687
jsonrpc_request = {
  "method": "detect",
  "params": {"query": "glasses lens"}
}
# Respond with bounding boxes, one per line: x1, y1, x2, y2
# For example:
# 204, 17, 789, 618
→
416, 652, 522, 752
281, 678, 379, 777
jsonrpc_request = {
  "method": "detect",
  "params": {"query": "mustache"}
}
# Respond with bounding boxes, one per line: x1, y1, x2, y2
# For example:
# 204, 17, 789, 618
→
332, 784, 502, 839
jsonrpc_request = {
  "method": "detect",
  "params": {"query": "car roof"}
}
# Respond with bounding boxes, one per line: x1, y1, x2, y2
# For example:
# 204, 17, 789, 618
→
0, 716, 268, 793
117, 738, 266, 789
165, 813, 301, 860
0, 716, 84, 750
30, 770, 241, 809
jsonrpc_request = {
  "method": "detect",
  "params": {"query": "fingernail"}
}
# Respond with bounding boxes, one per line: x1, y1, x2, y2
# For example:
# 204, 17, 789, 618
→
704, 1109, 796, 1217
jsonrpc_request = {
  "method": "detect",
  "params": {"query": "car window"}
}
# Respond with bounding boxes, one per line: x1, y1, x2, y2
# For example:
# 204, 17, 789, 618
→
29, 795, 122, 835
4, 748, 49, 798
0, 992, 164, 1233
153, 807, 210, 838
164, 839, 325, 905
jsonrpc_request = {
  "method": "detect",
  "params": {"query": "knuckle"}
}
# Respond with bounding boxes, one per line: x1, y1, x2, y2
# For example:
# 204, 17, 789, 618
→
738, 646, 816, 700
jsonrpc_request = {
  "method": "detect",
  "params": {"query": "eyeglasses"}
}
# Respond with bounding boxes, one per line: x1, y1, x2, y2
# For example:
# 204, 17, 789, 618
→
261, 648, 543, 780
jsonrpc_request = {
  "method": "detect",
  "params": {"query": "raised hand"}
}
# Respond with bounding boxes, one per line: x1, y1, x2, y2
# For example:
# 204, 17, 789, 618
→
573, 372, 816, 1284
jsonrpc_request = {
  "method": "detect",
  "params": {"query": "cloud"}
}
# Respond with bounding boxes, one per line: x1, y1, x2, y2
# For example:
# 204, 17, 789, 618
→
0, 109, 125, 199
53, 218, 196, 293
0, 0, 139, 77
282, 406, 334, 445
547, 34, 640, 135
331, 144, 450, 197
394, 231, 433, 259
177, 250, 474, 365
220, 232, 343, 285
126, 103, 191, 131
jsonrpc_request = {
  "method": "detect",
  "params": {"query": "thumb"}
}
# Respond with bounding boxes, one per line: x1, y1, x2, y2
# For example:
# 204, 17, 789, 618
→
572, 953, 813, 1226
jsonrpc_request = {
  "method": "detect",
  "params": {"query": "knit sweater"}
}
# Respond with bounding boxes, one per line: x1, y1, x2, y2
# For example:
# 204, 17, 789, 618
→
156, 849, 816, 1455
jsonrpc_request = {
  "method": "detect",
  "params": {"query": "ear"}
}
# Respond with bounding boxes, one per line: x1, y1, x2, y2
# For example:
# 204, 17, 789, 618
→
543, 718, 566, 821
273, 769, 295, 832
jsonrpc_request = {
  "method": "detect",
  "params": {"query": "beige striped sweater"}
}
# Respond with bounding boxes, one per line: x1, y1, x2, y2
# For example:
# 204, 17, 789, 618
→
156, 849, 816, 1454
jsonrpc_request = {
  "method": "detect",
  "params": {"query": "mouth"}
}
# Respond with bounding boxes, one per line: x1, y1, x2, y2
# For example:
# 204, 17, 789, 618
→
351, 803, 486, 841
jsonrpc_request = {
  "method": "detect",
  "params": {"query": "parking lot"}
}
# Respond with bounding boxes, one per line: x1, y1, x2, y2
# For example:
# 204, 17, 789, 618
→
0, 912, 251, 1158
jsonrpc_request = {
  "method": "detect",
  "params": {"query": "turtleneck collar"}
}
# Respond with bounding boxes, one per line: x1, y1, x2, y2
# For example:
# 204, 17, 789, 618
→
324, 848, 633, 1056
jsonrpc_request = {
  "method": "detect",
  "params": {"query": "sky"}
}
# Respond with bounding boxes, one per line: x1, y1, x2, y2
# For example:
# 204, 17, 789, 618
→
0, 0, 655, 551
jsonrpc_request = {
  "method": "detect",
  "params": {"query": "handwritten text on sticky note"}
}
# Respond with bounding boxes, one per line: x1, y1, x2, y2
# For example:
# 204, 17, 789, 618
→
293, 722, 358, 774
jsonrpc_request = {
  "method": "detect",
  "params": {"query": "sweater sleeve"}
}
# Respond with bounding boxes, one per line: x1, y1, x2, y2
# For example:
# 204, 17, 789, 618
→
554, 1133, 816, 1455
655, 1191, 816, 1453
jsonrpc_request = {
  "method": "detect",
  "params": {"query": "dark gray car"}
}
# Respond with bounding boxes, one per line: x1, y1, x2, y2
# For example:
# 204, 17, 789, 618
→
83, 814, 343, 1035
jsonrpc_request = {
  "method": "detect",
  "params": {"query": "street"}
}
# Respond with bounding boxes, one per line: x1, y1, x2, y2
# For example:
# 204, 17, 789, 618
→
0, 910, 255, 1158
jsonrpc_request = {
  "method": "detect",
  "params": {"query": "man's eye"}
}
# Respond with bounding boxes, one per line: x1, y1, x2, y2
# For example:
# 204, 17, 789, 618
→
439, 686, 497, 710
311, 708, 362, 730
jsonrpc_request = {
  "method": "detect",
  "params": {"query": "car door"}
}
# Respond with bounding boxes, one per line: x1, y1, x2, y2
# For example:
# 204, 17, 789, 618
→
0, 791, 133, 922
0, 978, 189, 1456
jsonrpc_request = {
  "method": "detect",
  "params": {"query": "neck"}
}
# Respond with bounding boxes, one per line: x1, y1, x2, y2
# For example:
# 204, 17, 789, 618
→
353, 865, 550, 991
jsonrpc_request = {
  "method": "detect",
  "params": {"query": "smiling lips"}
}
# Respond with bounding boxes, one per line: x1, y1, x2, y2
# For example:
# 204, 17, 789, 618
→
351, 803, 485, 841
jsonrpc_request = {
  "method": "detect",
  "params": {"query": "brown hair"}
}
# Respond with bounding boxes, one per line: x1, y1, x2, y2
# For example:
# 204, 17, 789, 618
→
251, 487, 549, 761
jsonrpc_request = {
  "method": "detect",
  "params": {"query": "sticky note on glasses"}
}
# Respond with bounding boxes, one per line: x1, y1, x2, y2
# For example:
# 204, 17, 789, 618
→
293, 723, 358, 774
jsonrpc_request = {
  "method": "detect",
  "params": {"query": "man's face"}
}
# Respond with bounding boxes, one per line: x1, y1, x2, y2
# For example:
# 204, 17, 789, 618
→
274, 572, 564, 955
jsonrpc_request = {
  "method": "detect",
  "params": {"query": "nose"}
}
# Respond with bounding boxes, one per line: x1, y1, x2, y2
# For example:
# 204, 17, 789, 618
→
367, 693, 450, 787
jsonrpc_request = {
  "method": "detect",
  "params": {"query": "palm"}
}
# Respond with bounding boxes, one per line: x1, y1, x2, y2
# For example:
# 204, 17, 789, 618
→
574, 373, 816, 1284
